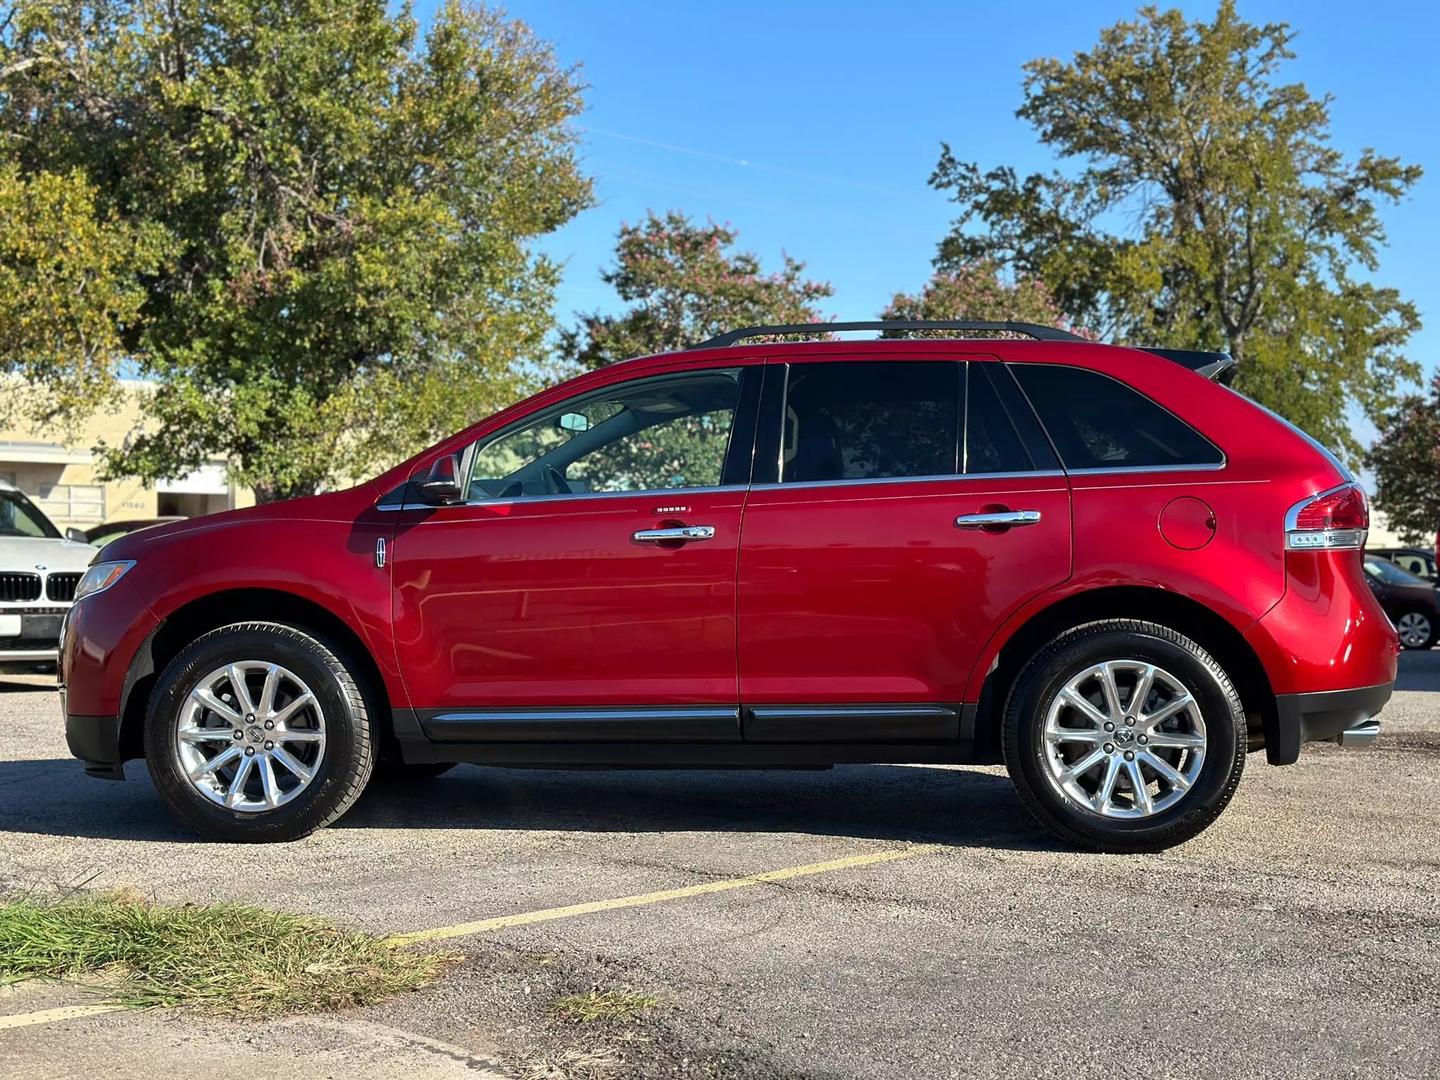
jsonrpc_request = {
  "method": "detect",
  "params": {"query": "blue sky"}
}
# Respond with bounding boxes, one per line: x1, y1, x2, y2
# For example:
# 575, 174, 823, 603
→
414, 0, 1440, 395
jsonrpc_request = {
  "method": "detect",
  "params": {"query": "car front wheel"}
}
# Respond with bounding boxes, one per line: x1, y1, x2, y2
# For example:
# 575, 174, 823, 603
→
144, 621, 375, 842
1002, 619, 1246, 853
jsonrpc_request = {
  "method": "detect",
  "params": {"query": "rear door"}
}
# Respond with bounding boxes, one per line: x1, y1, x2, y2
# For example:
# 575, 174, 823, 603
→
736, 358, 1072, 741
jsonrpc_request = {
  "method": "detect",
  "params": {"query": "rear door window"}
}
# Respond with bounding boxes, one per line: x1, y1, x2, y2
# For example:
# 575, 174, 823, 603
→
964, 363, 1060, 474
781, 362, 960, 483
1010, 364, 1223, 470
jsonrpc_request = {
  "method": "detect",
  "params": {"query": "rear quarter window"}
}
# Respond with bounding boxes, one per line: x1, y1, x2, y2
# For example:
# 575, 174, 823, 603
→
1010, 363, 1223, 470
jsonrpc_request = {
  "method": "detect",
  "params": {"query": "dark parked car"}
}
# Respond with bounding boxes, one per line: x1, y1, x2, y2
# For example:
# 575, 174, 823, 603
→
1363, 555, 1439, 650
1367, 546, 1438, 585
82, 517, 187, 549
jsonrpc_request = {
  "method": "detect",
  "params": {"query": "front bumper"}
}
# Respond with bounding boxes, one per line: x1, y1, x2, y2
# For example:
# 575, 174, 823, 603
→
65, 711, 126, 780
1268, 682, 1393, 765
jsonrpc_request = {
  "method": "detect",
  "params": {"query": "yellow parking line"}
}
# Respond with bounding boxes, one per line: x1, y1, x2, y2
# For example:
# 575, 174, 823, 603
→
2, 845, 939, 1031
0, 1003, 126, 1031
389, 843, 940, 946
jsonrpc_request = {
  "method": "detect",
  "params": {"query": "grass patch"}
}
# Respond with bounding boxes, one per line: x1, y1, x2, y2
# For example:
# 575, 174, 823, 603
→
551, 989, 660, 1024
0, 891, 451, 1014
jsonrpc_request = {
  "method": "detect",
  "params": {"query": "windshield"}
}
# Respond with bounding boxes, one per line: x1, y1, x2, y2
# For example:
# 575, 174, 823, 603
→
1364, 556, 1427, 586
0, 489, 62, 539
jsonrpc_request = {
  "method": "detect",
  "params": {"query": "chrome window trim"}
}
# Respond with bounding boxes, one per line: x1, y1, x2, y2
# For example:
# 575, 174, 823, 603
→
376, 482, 747, 512
750, 469, 1067, 493
1065, 462, 1228, 477
380, 462, 1228, 508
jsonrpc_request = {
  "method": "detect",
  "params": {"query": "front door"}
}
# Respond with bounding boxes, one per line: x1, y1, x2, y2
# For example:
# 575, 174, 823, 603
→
390, 366, 758, 741
737, 358, 1072, 740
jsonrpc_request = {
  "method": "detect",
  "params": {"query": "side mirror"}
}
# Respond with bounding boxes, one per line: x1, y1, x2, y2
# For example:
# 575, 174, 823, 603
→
65, 527, 89, 543
415, 454, 465, 505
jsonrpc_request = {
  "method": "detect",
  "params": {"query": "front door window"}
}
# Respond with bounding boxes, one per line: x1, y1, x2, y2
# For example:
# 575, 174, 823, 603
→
469, 369, 743, 500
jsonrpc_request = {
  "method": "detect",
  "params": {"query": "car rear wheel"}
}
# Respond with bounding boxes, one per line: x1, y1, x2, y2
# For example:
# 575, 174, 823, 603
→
144, 622, 375, 842
1395, 610, 1436, 650
1002, 619, 1246, 853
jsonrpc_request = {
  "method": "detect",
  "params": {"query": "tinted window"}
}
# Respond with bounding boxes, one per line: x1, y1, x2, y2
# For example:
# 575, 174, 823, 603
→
782, 362, 959, 482
1365, 557, 1425, 586
1010, 364, 1222, 470
469, 369, 742, 498
965, 363, 1035, 474
0, 489, 60, 539
1393, 554, 1435, 579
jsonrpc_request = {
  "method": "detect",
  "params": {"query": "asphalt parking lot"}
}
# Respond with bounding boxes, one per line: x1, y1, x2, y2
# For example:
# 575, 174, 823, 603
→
3, 652, 1439, 1079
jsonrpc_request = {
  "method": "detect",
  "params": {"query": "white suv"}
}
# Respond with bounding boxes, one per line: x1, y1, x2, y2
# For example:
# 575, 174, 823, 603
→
0, 479, 95, 670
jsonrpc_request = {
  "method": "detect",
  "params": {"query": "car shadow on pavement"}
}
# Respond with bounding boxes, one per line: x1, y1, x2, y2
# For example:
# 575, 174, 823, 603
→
338, 762, 1060, 850
0, 756, 1058, 850
0, 677, 55, 693
0, 758, 198, 843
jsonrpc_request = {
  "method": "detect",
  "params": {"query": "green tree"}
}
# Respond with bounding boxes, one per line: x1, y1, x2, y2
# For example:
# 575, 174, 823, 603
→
1367, 374, 1440, 545
0, 164, 165, 429
881, 261, 1090, 337
1, 0, 589, 500
563, 211, 833, 367
930, 1, 1420, 460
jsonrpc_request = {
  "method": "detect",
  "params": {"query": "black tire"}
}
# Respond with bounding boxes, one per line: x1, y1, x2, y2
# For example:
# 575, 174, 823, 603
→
1395, 610, 1437, 650
144, 622, 375, 842
1002, 619, 1246, 853
370, 760, 458, 783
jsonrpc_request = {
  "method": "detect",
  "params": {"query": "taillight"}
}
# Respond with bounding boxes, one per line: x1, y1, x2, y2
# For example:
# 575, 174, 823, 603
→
1285, 483, 1368, 550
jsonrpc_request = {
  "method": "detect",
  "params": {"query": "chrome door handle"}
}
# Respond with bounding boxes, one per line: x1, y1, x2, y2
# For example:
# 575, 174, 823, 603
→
632, 525, 716, 543
954, 510, 1042, 530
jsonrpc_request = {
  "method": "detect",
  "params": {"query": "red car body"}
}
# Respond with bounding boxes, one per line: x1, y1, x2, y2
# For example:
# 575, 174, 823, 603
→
61, 335, 1398, 799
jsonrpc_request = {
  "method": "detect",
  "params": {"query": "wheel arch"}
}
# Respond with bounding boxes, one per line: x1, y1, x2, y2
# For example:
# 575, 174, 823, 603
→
117, 587, 394, 763
970, 585, 1274, 763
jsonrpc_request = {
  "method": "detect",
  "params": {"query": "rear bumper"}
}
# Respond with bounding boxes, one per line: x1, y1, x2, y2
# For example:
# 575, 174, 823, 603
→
1268, 682, 1392, 765
65, 711, 126, 780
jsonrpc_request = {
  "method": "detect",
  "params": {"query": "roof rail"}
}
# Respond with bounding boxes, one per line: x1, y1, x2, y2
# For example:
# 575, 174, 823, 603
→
689, 320, 1087, 349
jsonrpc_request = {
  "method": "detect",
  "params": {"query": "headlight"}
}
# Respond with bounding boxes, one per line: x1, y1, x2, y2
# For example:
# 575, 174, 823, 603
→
72, 560, 136, 603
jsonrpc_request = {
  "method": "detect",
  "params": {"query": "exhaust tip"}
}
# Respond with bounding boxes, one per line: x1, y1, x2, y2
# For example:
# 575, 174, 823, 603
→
1337, 720, 1381, 748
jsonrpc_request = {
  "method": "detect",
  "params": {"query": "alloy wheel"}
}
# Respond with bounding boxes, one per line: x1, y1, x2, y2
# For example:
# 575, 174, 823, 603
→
1397, 612, 1433, 649
1040, 659, 1207, 819
173, 661, 327, 812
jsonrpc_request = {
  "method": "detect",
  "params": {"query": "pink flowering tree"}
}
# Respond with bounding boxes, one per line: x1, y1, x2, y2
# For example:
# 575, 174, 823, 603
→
881, 262, 1093, 338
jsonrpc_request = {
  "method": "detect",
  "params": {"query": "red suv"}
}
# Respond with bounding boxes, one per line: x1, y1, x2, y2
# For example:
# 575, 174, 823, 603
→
59, 321, 1399, 851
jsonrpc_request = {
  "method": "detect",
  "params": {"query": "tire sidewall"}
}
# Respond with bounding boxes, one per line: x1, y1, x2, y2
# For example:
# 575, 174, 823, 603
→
145, 625, 370, 842
1006, 625, 1245, 849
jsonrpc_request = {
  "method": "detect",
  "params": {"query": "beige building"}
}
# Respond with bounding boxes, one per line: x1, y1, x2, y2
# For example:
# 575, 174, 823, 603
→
0, 382, 253, 532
